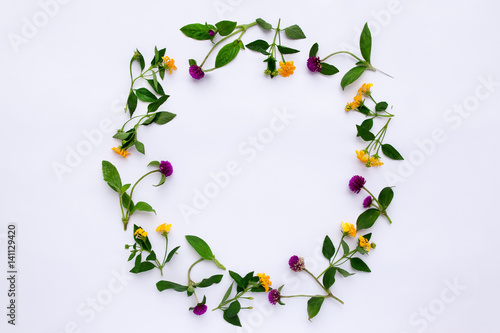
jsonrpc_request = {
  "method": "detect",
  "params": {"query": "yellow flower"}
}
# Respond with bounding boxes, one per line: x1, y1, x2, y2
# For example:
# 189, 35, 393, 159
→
341, 222, 356, 237
156, 223, 171, 235
356, 150, 369, 164
134, 228, 148, 239
162, 56, 177, 74
257, 273, 272, 292
358, 83, 373, 96
352, 94, 363, 109
369, 156, 384, 167
278, 61, 296, 77
359, 235, 372, 252
112, 147, 130, 158
345, 102, 354, 112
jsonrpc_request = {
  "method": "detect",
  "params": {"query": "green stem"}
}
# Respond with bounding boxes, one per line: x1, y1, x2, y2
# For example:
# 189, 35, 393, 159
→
321, 51, 363, 63
281, 294, 329, 299
188, 258, 205, 284
124, 170, 160, 221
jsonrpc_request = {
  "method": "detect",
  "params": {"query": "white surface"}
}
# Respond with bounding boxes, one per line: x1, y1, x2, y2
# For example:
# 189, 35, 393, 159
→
1, 0, 499, 332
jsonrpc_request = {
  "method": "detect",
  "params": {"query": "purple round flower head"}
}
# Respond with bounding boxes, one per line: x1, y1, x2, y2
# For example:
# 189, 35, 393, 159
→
189, 65, 205, 80
193, 303, 207, 316
349, 175, 366, 194
363, 196, 373, 208
307, 56, 321, 72
208, 29, 215, 36
268, 289, 280, 305
288, 255, 305, 272
159, 160, 173, 177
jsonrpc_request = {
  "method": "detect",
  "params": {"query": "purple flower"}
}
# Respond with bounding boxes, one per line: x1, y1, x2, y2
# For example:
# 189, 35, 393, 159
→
349, 175, 366, 194
208, 30, 215, 36
307, 56, 322, 72
159, 160, 173, 177
193, 303, 207, 316
288, 255, 305, 272
189, 65, 205, 80
363, 196, 373, 208
268, 289, 280, 305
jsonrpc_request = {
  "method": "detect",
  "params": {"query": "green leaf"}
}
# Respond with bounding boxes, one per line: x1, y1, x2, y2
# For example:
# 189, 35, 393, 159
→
336, 267, 355, 277
147, 79, 165, 95
166, 246, 180, 263
148, 160, 160, 167
185, 235, 215, 260
277, 45, 299, 54
188, 59, 197, 66
156, 280, 189, 292
127, 250, 137, 262
197, 274, 223, 288
127, 91, 137, 116
378, 187, 394, 209
307, 297, 324, 321
146, 251, 156, 261
225, 300, 241, 318
360, 118, 373, 130
341, 239, 350, 256
358, 105, 371, 115
223, 310, 242, 327
134, 253, 142, 272
319, 63, 339, 76
221, 282, 233, 303
215, 41, 241, 68
102, 161, 122, 193
359, 23, 372, 63
356, 208, 381, 231
134, 141, 145, 155
245, 39, 270, 55
356, 125, 375, 141
153, 174, 166, 187
375, 102, 388, 112
215, 20, 237, 36
350, 257, 371, 272
132, 201, 156, 214
113, 131, 131, 141
256, 18, 272, 30
229, 271, 245, 289
382, 144, 404, 160
341, 66, 366, 90
135, 88, 157, 102
130, 261, 156, 273
284, 25, 306, 39
121, 193, 133, 212
147, 95, 169, 113
154, 111, 176, 125
158, 67, 165, 80
180, 23, 212, 40
322, 235, 335, 260
309, 43, 319, 58
323, 267, 336, 290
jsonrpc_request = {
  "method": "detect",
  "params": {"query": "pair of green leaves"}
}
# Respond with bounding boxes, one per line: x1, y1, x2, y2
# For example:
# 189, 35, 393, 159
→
356, 119, 404, 161
156, 274, 224, 293
341, 23, 373, 90
309, 43, 340, 76
181, 21, 237, 41
357, 187, 395, 230
255, 18, 306, 39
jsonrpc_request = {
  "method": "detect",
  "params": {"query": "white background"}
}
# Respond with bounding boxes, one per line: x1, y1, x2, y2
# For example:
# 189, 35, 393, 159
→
1, 0, 499, 332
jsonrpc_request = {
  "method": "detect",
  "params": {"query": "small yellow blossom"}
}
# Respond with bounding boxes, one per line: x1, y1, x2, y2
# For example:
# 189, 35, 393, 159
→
358, 83, 373, 96
134, 228, 148, 239
257, 273, 272, 292
341, 222, 356, 237
112, 147, 130, 158
352, 94, 363, 109
359, 236, 373, 252
278, 61, 296, 77
345, 102, 354, 112
369, 156, 384, 167
162, 56, 177, 74
356, 150, 369, 164
156, 223, 171, 235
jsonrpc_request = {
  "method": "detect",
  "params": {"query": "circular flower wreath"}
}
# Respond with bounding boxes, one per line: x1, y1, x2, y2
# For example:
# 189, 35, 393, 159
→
102, 18, 403, 327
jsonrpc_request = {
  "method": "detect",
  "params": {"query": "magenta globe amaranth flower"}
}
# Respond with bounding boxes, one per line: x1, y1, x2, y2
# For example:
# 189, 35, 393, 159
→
159, 160, 173, 177
189, 65, 205, 80
288, 255, 305, 272
307, 56, 321, 72
349, 175, 366, 194
268, 289, 281, 305
363, 196, 373, 208
193, 303, 207, 315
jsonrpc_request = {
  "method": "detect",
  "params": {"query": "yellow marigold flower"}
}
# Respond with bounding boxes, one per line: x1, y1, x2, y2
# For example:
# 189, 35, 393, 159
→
358, 83, 373, 96
156, 223, 171, 235
257, 273, 272, 292
278, 61, 296, 77
356, 150, 369, 164
359, 235, 372, 252
112, 147, 130, 158
162, 56, 177, 74
369, 156, 384, 167
341, 222, 356, 237
134, 228, 148, 239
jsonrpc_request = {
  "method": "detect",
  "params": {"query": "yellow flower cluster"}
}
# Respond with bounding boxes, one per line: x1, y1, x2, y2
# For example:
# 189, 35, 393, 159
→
359, 236, 373, 252
257, 273, 272, 292
356, 150, 383, 167
341, 222, 356, 237
345, 83, 373, 111
112, 147, 130, 158
162, 56, 177, 75
134, 228, 148, 239
278, 61, 296, 77
358, 83, 373, 96
156, 223, 171, 235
